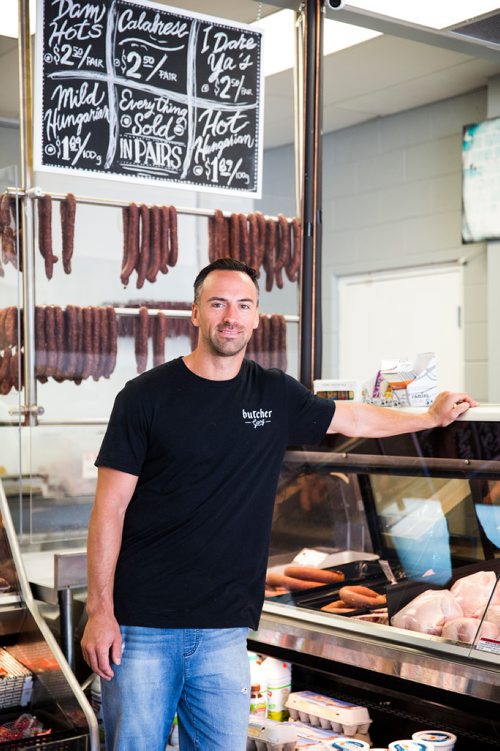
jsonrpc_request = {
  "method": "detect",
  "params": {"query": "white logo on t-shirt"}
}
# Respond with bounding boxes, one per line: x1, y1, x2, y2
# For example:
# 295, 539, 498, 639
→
242, 408, 272, 429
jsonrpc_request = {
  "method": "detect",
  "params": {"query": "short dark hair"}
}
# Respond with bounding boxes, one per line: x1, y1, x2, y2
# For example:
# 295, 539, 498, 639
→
193, 258, 259, 303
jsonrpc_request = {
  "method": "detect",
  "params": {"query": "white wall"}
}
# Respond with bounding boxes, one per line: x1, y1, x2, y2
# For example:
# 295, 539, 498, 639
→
261, 90, 490, 400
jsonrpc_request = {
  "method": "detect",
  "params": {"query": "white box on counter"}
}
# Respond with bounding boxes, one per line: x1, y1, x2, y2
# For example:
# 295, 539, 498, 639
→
286, 691, 372, 735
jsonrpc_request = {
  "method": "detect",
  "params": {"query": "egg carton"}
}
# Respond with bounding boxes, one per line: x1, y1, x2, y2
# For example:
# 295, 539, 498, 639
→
290, 720, 372, 748
286, 692, 372, 735
246, 716, 297, 751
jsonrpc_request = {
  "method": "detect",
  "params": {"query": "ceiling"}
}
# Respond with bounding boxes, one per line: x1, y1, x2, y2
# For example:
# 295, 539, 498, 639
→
1, 0, 500, 149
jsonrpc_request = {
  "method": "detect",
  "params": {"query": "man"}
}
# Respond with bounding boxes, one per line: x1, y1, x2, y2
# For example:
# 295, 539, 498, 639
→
81, 258, 475, 751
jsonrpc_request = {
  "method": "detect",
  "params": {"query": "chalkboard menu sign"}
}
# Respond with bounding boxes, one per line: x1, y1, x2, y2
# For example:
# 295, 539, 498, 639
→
35, 0, 264, 196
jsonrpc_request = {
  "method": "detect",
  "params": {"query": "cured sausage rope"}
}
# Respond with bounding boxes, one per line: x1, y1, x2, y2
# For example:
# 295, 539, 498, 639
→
275, 214, 290, 289
136, 205, 150, 290
159, 206, 170, 274
168, 206, 178, 267
60, 193, 76, 274
287, 218, 302, 282
153, 311, 167, 367
134, 306, 149, 373
37, 195, 58, 280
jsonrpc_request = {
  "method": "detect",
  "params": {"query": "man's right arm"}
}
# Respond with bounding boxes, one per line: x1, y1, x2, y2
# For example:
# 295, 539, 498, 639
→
81, 466, 138, 681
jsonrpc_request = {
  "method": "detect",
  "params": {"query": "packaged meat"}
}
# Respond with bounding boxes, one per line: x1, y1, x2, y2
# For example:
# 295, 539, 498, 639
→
412, 730, 456, 750
246, 716, 297, 751
286, 691, 372, 735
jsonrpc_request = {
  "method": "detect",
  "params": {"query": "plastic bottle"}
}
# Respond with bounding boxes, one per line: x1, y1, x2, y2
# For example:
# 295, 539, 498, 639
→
264, 657, 292, 721
248, 652, 267, 716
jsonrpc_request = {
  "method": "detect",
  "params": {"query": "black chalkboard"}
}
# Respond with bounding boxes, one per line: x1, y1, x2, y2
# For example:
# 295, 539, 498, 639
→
35, 0, 264, 196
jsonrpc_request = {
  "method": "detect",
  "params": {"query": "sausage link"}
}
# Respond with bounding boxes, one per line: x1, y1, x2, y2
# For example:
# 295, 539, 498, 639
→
255, 212, 266, 275
152, 311, 167, 367
207, 215, 216, 263
266, 571, 325, 592
214, 209, 225, 259
134, 306, 149, 373
91, 306, 102, 381
4, 307, 18, 348
159, 206, 170, 274
81, 307, 94, 380
248, 213, 259, 271
136, 205, 150, 289
275, 214, 290, 289
239, 213, 250, 266
44, 306, 57, 377
263, 219, 276, 292
278, 314, 287, 371
61, 192, 76, 274
105, 306, 118, 378
284, 566, 344, 584
53, 306, 65, 381
338, 585, 387, 609
35, 306, 47, 379
229, 213, 240, 260
73, 306, 84, 382
286, 217, 302, 282
260, 314, 271, 369
168, 206, 178, 267
38, 195, 58, 280
146, 205, 161, 283
121, 203, 139, 285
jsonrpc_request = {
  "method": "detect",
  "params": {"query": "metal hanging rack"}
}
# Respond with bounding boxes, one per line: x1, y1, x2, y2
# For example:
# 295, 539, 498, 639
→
4, 186, 293, 222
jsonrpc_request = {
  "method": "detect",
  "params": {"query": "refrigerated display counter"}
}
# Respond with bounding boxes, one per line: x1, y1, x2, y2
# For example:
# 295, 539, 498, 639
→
249, 408, 500, 749
0, 479, 98, 750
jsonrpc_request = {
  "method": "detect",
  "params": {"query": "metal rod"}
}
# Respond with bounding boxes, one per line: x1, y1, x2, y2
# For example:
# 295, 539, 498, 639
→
112, 307, 299, 322
17, 0, 37, 427
5, 187, 294, 222
299, 0, 324, 389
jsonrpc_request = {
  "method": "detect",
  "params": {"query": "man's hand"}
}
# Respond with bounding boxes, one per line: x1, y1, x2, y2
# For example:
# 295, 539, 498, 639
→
427, 391, 478, 428
81, 612, 122, 681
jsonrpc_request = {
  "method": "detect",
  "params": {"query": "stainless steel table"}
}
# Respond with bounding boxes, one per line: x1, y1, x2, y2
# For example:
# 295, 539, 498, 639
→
22, 547, 87, 670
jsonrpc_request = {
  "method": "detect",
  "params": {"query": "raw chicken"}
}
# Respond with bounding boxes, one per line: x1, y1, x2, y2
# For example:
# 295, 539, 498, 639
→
391, 589, 463, 635
441, 617, 500, 644
450, 571, 500, 617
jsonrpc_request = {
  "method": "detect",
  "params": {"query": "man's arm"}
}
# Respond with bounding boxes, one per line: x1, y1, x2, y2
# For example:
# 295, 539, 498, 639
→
81, 466, 138, 681
328, 390, 477, 438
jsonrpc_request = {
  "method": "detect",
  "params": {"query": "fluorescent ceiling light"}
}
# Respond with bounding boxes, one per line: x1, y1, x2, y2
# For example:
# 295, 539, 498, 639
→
258, 9, 380, 78
347, 0, 500, 30
2, 0, 36, 38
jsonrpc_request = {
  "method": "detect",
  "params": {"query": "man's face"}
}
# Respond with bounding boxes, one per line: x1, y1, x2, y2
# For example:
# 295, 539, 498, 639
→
192, 270, 259, 357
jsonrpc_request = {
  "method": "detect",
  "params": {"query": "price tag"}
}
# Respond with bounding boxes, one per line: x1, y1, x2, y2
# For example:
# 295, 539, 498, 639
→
476, 637, 500, 654
292, 548, 329, 567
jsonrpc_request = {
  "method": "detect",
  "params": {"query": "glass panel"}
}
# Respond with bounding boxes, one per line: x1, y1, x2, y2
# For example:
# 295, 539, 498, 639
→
370, 474, 485, 582
0, 166, 23, 538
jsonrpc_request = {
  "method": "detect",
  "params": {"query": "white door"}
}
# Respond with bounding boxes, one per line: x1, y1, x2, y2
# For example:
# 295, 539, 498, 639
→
337, 266, 464, 391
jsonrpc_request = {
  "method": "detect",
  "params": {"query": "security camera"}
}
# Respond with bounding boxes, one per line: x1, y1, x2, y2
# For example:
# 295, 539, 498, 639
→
327, 0, 346, 9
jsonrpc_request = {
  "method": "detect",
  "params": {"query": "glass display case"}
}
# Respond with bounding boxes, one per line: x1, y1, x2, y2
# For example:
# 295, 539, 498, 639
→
0, 478, 98, 749
250, 408, 500, 748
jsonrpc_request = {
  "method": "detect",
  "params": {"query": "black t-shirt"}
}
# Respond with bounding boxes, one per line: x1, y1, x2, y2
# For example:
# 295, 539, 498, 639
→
95, 357, 335, 629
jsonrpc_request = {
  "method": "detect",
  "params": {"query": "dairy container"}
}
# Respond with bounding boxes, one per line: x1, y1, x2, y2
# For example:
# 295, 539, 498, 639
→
327, 739, 370, 750
389, 741, 435, 751
412, 731, 456, 750
249, 652, 267, 717
286, 691, 372, 735
264, 657, 292, 722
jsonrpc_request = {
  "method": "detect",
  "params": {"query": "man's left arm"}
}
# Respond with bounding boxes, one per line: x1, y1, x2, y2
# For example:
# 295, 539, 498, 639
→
328, 391, 478, 438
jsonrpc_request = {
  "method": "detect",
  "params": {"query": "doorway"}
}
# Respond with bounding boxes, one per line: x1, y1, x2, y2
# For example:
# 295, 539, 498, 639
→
336, 266, 464, 392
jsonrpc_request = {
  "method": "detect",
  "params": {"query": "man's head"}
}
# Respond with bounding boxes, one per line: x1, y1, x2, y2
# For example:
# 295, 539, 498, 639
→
193, 258, 259, 304
191, 258, 260, 358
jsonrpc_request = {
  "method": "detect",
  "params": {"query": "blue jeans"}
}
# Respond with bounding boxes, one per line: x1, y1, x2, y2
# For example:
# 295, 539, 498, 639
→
101, 626, 250, 751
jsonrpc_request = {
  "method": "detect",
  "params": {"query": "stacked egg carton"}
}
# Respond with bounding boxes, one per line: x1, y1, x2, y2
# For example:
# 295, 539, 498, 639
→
246, 716, 298, 751
286, 691, 372, 736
